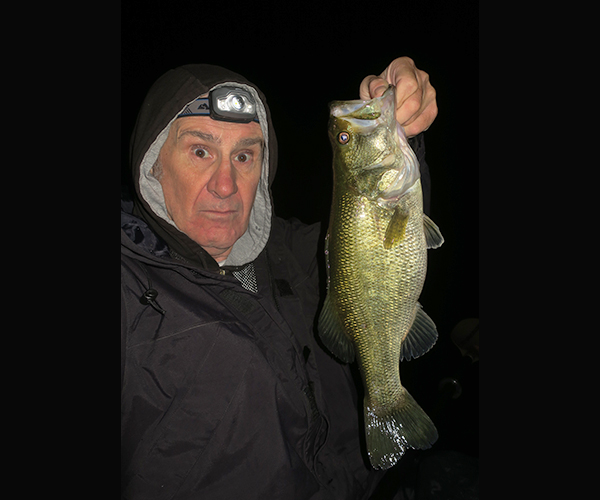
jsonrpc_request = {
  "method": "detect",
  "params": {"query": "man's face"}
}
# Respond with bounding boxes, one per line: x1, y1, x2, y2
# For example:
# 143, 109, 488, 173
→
155, 116, 264, 262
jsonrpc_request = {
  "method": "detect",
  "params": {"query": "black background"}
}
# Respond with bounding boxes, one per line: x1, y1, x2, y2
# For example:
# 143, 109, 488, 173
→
122, 0, 478, 464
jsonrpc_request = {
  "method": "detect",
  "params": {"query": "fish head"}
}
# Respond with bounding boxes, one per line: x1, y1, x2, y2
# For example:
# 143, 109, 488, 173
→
328, 86, 420, 209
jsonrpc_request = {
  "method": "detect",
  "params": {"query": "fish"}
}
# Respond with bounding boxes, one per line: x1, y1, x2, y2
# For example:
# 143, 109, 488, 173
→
317, 86, 444, 470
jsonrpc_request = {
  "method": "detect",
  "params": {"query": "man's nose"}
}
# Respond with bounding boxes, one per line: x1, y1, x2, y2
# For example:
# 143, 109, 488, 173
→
207, 158, 238, 199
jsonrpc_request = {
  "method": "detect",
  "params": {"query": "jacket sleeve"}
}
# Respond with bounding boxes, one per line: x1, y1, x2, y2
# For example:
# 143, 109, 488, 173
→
276, 217, 321, 276
409, 132, 431, 215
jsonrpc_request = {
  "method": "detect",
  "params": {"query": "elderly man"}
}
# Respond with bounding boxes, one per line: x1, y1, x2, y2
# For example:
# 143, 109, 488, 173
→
121, 57, 437, 499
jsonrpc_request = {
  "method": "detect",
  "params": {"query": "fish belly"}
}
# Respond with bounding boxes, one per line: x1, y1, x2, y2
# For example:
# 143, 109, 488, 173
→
330, 186, 425, 394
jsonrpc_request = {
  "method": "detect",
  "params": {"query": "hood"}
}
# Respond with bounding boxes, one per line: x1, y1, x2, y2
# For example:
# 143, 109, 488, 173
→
129, 64, 278, 271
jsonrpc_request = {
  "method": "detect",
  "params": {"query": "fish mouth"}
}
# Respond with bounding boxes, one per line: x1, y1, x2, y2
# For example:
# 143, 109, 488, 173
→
329, 90, 393, 135
330, 98, 376, 118
329, 86, 395, 119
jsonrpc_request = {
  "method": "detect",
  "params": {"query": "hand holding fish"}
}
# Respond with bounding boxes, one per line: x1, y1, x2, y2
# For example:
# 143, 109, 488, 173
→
359, 57, 438, 138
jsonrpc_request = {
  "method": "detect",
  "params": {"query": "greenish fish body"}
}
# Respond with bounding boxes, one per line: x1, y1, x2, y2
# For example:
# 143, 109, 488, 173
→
318, 87, 444, 470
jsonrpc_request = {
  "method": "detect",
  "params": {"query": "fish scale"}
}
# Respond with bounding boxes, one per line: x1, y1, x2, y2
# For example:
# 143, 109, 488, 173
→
318, 86, 444, 470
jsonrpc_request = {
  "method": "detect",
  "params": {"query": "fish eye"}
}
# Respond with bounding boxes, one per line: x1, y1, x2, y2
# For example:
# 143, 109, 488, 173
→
338, 131, 350, 145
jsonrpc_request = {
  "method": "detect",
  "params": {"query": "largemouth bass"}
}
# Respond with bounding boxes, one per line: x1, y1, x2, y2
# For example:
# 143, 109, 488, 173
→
318, 86, 444, 470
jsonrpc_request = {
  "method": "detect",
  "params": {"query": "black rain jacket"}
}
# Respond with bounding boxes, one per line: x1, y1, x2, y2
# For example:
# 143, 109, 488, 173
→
121, 64, 430, 499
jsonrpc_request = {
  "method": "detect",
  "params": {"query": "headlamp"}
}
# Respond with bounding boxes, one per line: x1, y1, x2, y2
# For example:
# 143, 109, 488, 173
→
177, 85, 259, 123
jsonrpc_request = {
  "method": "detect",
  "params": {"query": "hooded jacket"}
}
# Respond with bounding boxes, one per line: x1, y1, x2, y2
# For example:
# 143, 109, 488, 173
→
121, 64, 430, 499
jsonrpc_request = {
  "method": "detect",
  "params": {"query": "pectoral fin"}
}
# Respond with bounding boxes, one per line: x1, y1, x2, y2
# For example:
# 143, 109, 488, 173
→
423, 215, 444, 249
400, 303, 439, 361
384, 208, 409, 249
317, 293, 355, 363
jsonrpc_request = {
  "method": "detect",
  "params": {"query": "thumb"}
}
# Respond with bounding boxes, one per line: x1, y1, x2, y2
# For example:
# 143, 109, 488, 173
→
359, 75, 390, 100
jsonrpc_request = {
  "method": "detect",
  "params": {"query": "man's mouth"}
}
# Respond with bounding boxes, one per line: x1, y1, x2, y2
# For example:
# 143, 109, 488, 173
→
200, 209, 237, 218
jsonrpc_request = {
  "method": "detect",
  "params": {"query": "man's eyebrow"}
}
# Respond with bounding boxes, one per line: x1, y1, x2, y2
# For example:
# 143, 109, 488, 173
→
234, 136, 264, 149
177, 129, 221, 144
176, 129, 263, 150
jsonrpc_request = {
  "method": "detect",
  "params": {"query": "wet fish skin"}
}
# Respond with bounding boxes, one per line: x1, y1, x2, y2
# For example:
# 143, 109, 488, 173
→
318, 87, 443, 470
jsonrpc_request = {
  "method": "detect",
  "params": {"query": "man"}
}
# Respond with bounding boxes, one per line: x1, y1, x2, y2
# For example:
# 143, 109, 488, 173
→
121, 57, 438, 499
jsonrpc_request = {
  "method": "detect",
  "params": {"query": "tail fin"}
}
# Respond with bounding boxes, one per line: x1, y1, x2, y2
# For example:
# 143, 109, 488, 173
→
364, 388, 438, 470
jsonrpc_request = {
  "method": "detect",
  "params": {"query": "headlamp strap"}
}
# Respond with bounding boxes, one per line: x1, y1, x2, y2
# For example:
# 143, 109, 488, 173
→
178, 98, 210, 118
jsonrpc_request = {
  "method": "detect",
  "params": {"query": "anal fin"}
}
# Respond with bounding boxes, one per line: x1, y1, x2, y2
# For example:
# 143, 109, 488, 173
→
400, 303, 438, 361
317, 293, 355, 363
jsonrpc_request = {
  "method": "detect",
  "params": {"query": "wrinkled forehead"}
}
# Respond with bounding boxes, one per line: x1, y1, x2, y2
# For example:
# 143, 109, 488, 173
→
170, 115, 264, 144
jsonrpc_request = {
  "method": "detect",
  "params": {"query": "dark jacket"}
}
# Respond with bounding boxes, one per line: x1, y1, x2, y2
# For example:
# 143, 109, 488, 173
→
121, 64, 430, 499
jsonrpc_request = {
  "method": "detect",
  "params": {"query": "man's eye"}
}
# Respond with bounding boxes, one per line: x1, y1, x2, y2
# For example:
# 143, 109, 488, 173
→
193, 148, 209, 158
235, 153, 250, 163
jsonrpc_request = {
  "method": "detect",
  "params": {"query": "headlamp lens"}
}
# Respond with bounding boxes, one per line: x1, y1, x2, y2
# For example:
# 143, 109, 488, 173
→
211, 87, 257, 123
216, 92, 255, 115
231, 95, 244, 111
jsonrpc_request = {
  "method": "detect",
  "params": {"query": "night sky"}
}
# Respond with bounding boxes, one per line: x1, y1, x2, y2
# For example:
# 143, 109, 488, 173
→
122, 0, 479, 461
